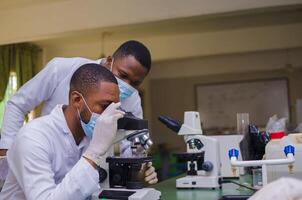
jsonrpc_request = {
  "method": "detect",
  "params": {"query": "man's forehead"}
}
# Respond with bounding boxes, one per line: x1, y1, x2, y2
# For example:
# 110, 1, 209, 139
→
86, 82, 118, 98
116, 57, 148, 79
99, 82, 118, 92
119, 55, 141, 65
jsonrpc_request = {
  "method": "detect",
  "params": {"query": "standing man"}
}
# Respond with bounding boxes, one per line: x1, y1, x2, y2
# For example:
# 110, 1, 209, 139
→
0, 40, 152, 179
0, 64, 157, 200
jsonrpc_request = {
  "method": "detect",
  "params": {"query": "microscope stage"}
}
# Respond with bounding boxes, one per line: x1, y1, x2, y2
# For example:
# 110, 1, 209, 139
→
99, 188, 161, 200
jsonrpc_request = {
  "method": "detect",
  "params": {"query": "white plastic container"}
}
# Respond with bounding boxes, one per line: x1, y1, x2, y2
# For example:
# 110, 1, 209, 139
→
265, 133, 302, 183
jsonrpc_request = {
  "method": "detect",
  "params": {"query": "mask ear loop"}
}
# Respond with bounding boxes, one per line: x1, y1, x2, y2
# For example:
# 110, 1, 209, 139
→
77, 108, 83, 121
77, 103, 91, 125
78, 92, 93, 114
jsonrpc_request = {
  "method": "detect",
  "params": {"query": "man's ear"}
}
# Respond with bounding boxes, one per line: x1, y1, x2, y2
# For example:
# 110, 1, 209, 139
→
70, 91, 82, 109
104, 56, 113, 69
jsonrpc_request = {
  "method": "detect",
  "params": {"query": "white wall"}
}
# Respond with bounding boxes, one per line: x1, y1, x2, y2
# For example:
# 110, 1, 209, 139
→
150, 48, 302, 79
38, 22, 302, 65
142, 48, 302, 133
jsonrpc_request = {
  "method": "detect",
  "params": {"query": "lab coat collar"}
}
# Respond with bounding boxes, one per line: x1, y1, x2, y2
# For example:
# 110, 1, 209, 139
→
50, 105, 90, 150
50, 104, 72, 135
98, 58, 106, 65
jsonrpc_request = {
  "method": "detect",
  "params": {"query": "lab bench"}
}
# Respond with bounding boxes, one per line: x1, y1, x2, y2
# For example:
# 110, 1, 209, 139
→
152, 175, 255, 200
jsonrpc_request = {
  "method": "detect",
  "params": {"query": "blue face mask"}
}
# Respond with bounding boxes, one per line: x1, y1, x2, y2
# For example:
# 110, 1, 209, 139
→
78, 95, 100, 139
115, 76, 137, 102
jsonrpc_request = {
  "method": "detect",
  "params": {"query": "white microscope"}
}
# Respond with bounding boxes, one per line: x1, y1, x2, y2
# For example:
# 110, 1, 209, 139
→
159, 111, 221, 189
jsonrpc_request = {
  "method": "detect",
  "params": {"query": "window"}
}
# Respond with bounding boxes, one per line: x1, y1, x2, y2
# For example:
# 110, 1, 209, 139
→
0, 72, 35, 131
0, 72, 18, 128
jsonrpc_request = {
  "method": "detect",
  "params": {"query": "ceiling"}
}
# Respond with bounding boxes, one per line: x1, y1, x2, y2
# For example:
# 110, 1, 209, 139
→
1, 0, 302, 45
0, 0, 68, 10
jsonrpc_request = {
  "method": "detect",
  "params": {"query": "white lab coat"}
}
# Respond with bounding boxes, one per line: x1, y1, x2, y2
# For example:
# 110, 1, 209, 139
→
0, 105, 100, 200
0, 57, 143, 150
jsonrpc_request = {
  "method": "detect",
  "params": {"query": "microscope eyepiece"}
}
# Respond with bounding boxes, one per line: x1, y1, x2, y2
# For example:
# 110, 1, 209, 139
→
158, 115, 182, 133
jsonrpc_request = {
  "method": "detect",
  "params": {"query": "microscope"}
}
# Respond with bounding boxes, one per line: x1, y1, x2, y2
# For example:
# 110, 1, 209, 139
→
98, 111, 161, 200
159, 111, 221, 189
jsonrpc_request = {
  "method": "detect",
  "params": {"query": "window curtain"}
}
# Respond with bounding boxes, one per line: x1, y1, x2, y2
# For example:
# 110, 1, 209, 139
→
0, 43, 41, 101
0, 45, 13, 102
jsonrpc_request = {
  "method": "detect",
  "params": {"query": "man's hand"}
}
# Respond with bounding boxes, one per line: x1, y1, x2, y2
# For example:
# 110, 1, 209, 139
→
83, 102, 125, 166
0, 149, 7, 157
144, 162, 158, 185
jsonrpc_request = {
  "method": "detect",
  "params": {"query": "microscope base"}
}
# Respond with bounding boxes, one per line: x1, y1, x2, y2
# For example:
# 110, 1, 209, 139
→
98, 188, 161, 200
176, 175, 221, 189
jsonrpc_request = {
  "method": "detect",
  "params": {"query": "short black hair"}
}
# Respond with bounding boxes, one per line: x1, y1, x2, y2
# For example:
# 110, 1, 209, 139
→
112, 40, 151, 71
69, 63, 117, 97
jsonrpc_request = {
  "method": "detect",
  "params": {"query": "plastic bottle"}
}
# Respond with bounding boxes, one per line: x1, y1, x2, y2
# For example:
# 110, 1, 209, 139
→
265, 131, 285, 182
266, 132, 302, 183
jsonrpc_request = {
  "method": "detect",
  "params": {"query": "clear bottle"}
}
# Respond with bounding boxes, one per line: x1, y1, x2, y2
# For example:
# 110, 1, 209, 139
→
237, 113, 249, 135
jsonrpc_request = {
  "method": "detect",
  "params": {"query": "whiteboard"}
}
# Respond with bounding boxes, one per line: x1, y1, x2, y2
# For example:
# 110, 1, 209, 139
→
196, 79, 289, 133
